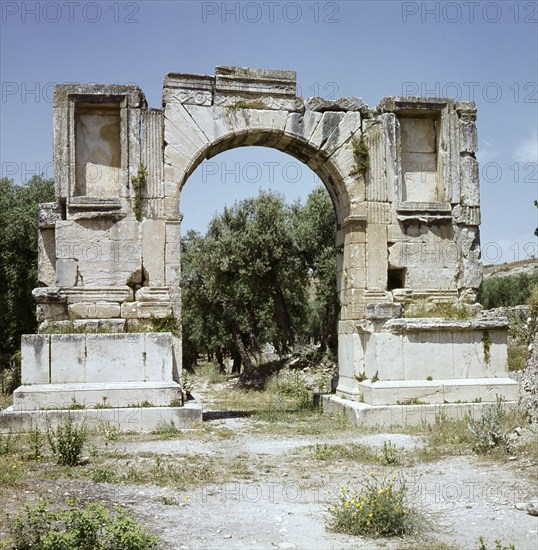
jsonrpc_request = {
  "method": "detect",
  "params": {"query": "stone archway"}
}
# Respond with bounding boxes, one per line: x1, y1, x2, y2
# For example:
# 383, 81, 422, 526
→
6, 66, 518, 431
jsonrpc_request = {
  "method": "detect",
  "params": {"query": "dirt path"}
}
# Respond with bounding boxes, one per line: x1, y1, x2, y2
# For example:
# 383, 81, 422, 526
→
2, 380, 537, 549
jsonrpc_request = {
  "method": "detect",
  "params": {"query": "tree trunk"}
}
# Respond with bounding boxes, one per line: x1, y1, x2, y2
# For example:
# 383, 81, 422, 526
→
274, 287, 296, 346
232, 348, 242, 374
231, 324, 252, 370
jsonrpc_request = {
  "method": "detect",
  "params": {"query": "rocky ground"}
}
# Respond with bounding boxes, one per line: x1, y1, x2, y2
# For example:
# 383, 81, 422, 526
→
1, 369, 537, 550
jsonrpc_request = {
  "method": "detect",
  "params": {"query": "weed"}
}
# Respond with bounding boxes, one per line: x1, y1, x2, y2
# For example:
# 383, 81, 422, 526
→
156, 493, 178, 506
467, 397, 511, 454
0, 430, 14, 455
97, 420, 122, 442
371, 372, 379, 383
404, 301, 475, 320
482, 331, 491, 364
226, 100, 250, 109
476, 535, 516, 550
397, 398, 426, 405
328, 471, 426, 537
355, 372, 367, 382
311, 442, 378, 463
90, 466, 118, 483
169, 398, 183, 407
349, 135, 370, 176
381, 440, 401, 465
46, 415, 87, 466
131, 163, 147, 222
28, 423, 43, 460
152, 420, 181, 438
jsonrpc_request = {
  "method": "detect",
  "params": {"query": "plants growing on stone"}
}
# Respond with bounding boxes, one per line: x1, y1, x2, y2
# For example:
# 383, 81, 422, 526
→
131, 163, 147, 222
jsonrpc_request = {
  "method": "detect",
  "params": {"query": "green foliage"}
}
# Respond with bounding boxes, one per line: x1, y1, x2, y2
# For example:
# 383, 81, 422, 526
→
0, 176, 54, 381
328, 472, 424, 537
381, 441, 401, 465
476, 536, 516, 550
28, 423, 43, 460
8, 499, 159, 549
480, 271, 538, 309
482, 331, 491, 364
46, 416, 87, 466
149, 314, 179, 335
131, 164, 147, 222
0, 430, 15, 456
181, 187, 338, 371
96, 420, 122, 442
405, 301, 475, 320
349, 135, 370, 176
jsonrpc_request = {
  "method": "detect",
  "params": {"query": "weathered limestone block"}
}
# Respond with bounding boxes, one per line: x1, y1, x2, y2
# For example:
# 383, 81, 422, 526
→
61, 287, 133, 304
309, 112, 345, 150
86, 333, 144, 383
56, 258, 79, 286
38, 229, 56, 287
135, 287, 171, 302
164, 104, 210, 163
284, 111, 323, 145
50, 334, 86, 384
39, 203, 63, 228
141, 220, 166, 286
21, 334, 50, 384
56, 220, 141, 288
213, 66, 298, 111
163, 73, 214, 106
323, 112, 362, 158
381, 113, 401, 202
452, 205, 481, 226
121, 301, 172, 319
305, 97, 367, 113
145, 333, 174, 382
365, 121, 388, 202
36, 303, 66, 322
460, 155, 480, 206
459, 122, 477, 154
367, 224, 388, 289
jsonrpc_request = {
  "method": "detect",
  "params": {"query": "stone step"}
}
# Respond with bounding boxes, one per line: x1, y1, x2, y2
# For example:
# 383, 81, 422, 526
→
357, 378, 518, 406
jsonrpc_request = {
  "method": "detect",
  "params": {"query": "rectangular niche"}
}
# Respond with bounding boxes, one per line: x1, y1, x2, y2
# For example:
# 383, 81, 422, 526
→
74, 103, 121, 198
399, 116, 442, 202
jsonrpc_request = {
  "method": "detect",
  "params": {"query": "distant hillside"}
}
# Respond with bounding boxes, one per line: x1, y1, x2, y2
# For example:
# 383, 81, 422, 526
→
483, 258, 538, 280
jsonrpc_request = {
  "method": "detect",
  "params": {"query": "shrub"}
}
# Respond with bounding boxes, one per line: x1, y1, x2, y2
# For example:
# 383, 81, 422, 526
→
480, 271, 538, 309
9, 499, 159, 549
328, 472, 424, 537
46, 415, 87, 466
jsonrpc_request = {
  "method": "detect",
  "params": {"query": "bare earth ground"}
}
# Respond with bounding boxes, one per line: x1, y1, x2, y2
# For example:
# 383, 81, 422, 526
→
1, 378, 537, 550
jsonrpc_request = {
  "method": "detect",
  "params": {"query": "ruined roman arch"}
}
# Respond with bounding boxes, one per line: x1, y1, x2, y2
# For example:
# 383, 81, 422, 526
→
6, 66, 517, 430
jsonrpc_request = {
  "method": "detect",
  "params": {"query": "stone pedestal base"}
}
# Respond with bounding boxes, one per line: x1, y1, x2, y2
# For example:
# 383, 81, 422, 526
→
13, 381, 183, 409
11, 331, 189, 432
0, 403, 203, 433
323, 395, 518, 427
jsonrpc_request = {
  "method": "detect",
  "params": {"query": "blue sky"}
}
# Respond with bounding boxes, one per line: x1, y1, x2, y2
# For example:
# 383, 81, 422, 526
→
1, 0, 537, 264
